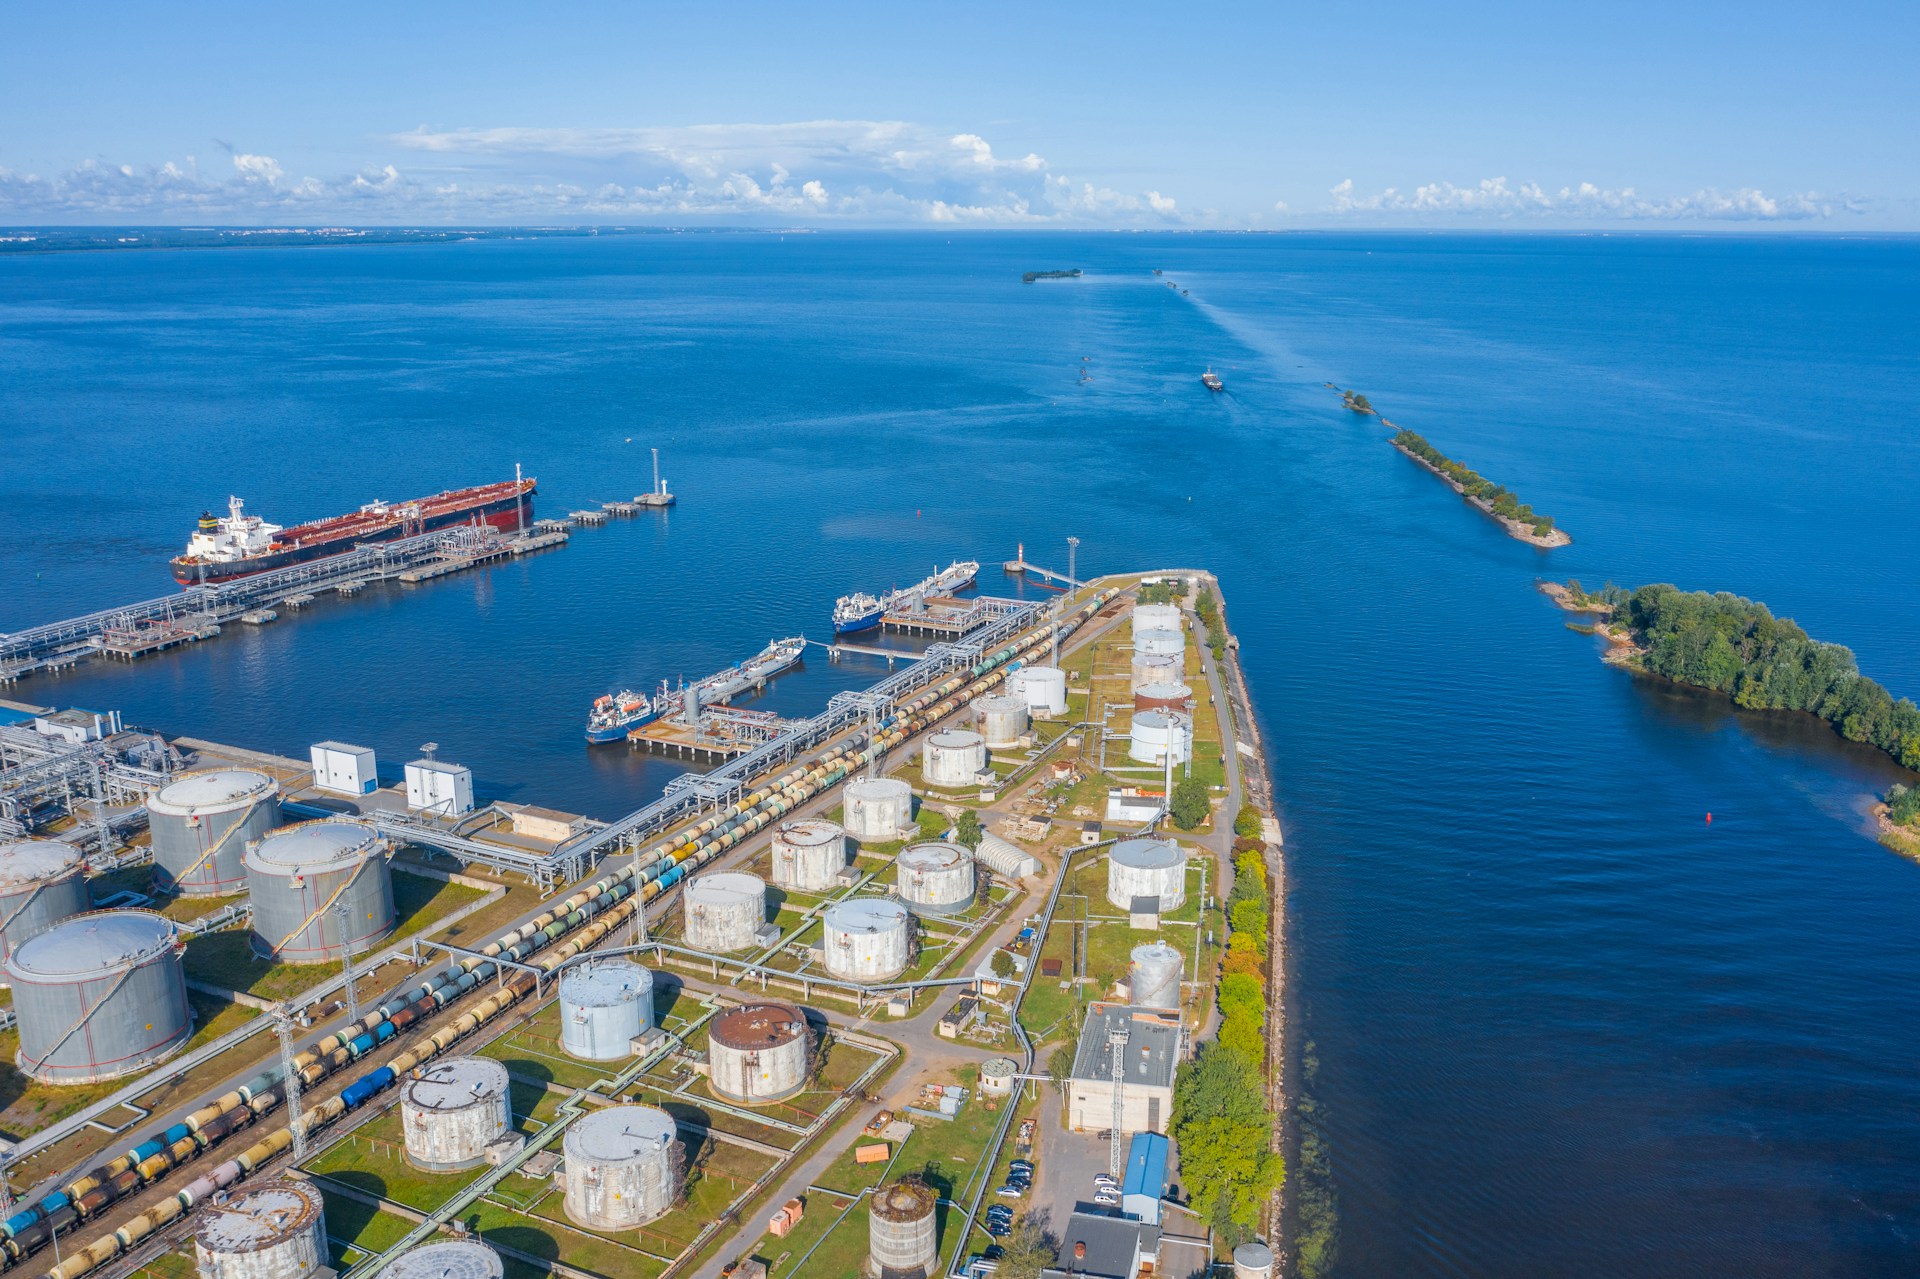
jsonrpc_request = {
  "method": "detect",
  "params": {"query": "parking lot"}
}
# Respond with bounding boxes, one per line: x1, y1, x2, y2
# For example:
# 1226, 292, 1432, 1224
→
1030, 1099, 1127, 1232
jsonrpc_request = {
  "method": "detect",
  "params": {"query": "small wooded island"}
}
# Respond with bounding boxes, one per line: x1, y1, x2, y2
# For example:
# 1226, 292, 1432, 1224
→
1393, 428, 1569, 546
1546, 580, 1920, 855
1022, 268, 1082, 283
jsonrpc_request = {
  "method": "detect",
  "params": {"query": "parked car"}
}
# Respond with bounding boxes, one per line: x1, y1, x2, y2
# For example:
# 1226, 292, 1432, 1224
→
1093, 1174, 1118, 1189
983, 1246, 1005, 1262
1008, 1159, 1034, 1174
986, 1206, 1014, 1223
1093, 1191, 1121, 1208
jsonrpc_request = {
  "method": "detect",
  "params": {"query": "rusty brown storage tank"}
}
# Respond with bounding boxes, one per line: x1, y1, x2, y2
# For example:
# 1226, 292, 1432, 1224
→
868, 1178, 939, 1279
145, 768, 280, 896
0, 838, 90, 964
1132, 681, 1193, 713
7, 909, 191, 1084
708, 1001, 809, 1104
193, 1179, 328, 1279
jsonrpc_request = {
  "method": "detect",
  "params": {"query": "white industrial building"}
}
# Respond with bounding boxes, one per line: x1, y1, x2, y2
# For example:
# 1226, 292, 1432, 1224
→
404, 759, 474, 816
1065, 1004, 1183, 1135
310, 741, 377, 796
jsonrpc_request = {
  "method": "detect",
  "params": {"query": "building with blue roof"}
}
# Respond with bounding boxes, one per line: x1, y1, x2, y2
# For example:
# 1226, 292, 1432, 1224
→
1121, 1131, 1169, 1224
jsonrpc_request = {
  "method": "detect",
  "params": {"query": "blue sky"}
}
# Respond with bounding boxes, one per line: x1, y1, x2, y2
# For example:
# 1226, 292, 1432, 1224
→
3, 0, 1914, 228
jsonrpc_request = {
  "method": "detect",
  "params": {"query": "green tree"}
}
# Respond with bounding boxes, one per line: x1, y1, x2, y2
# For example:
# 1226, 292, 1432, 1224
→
1232, 805, 1265, 840
954, 809, 983, 850
1172, 1045, 1283, 1244
1170, 776, 1209, 830
994, 1216, 1057, 1279
1046, 1044, 1075, 1093
989, 948, 1016, 980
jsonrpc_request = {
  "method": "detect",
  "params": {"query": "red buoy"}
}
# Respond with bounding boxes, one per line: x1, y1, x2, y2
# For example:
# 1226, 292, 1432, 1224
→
1705, 812, 1713, 824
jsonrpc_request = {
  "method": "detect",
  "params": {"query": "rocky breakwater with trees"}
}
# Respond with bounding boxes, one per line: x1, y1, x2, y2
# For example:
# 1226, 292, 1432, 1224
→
1392, 428, 1569, 547
1548, 579, 1920, 856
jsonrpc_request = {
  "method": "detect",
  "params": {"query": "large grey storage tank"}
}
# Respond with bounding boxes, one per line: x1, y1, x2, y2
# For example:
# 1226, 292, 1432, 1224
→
821, 898, 912, 981
146, 768, 280, 897
244, 821, 395, 963
1132, 603, 1183, 636
7, 909, 190, 1084
868, 1178, 940, 1279
895, 842, 975, 915
1232, 1241, 1276, 1279
769, 818, 847, 891
194, 1179, 327, 1279
387, 1242, 505, 1279
1107, 838, 1188, 913
973, 695, 1029, 749
401, 1056, 512, 1171
844, 777, 914, 842
708, 1001, 810, 1104
1134, 627, 1186, 658
682, 871, 765, 952
0, 839, 90, 964
560, 959, 654, 1060
921, 730, 987, 788
1129, 941, 1184, 1010
561, 1104, 680, 1230
1129, 652, 1180, 692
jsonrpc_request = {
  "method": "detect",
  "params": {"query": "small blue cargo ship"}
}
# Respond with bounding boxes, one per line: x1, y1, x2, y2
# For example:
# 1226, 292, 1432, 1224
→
585, 690, 659, 743
832, 559, 979, 634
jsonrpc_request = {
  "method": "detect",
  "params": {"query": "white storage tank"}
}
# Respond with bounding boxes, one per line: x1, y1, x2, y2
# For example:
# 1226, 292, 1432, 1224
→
981, 1057, 1017, 1097
404, 759, 474, 817
193, 1180, 327, 1279
1233, 1242, 1276, 1279
561, 1104, 680, 1231
844, 777, 914, 842
0, 839, 90, 963
922, 730, 987, 788
895, 842, 975, 915
1132, 602, 1183, 636
560, 959, 654, 1060
8, 910, 191, 1084
971, 831, 1041, 880
1130, 652, 1181, 691
244, 821, 395, 963
682, 871, 765, 952
1129, 941, 1184, 1010
146, 769, 280, 897
401, 1056, 512, 1172
770, 819, 847, 891
1128, 710, 1193, 766
868, 1178, 940, 1279
708, 1001, 810, 1104
821, 898, 912, 981
1134, 627, 1185, 658
308, 741, 377, 796
386, 1242, 505, 1279
973, 695, 1029, 749
1133, 681, 1194, 713
1008, 664, 1069, 716
1107, 838, 1188, 913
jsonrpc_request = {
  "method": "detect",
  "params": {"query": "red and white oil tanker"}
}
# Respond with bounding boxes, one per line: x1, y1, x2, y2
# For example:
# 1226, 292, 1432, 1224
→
169, 478, 536, 586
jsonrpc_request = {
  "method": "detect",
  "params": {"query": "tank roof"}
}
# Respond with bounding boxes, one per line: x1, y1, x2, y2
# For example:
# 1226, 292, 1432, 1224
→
1132, 941, 1183, 964
824, 898, 910, 933
195, 1181, 323, 1252
389, 1241, 504, 1279
1234, 1242, 1276, 1268
898, 842, 968, 871
846, 776, 911, 795
8, 909, 176, 981
563, 1104, 676, 1162
928, 729, 984, 748
148, 768, 276, 815
560, 958, 652, 1007
982, 1056, 1017, 1077
246, 820, 382, 874
977, 694, 1024, 708
871, 1179, 937, 1221
1134, 682, 1193, 698
1112, 838, 1185, 870
405, 1056, 510, 1111
1130, 709, 1189, 731
0, 839, 84, 890
685, 871, 764, 905
776, 818, 844, 845
711, 1001, 807, 1050
1135, 626, 1183, 642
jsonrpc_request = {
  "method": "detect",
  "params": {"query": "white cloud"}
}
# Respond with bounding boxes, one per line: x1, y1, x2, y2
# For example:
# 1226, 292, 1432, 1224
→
1326, 175, 1856, 221
231, 153, 282, 184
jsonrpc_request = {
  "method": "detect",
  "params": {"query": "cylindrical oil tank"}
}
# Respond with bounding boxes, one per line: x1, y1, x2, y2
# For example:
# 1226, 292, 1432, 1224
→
868, 1179, 939, 1279
682, 871, 765, 952
1129, 941, 1184, 1010
770, 819, 847, 891
1233, 1242, 1276, 1279
562, 1104, 679, 1231
244, 821, 394, 963
844, 777, 914, 841
708, 1001, 809, 1104
980, 1057, 1017, 1097
7, 909, 190, 1084
1008, 664, 1069, 716
1128, 710, 1193, 766
895, 842, 974, 915
1129, 652, 1180, 692
922, 730, 987, 788
972, 831, 1041, 880
1134, 627, 1185, 658
193, 1179, 327, 1279
1107, 838, 1188, 912
560, 959, 654, 1060
973, 695, 1029, 750
0, 839, 90, 964
146, 768, 280, 897
387, 1242, 505, 1279
1132, 602, 1182, 636
401, 1056, 512, 1172
1133, 681, 1194, 713
821, 898, 912, 981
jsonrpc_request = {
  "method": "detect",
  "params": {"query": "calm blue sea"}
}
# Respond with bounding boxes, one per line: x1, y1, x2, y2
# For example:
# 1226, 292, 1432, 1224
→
3, 231, 1918, 1276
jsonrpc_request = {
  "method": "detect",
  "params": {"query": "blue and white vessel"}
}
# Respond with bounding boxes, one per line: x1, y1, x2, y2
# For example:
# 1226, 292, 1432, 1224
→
585, 690, 659, 744
832, 559, 980, 635
833, 592, 885, 634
